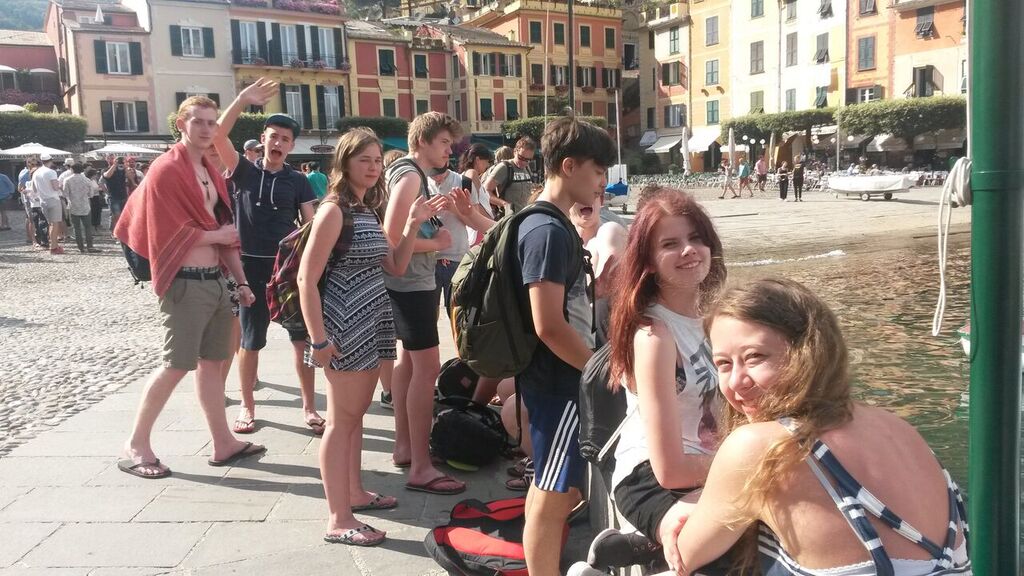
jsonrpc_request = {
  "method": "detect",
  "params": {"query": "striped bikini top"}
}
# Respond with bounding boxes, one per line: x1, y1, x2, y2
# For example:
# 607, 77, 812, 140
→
758, 419, 972, 576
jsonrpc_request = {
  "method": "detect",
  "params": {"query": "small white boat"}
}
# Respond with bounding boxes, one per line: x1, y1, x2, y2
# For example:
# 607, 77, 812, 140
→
957, 322, 1024, 366
828, 174, 915, 201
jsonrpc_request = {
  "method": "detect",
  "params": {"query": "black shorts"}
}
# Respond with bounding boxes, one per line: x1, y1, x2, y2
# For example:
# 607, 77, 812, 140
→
613, 460, 697, 540
239, 255, 306, 350
386, 288, 439, 351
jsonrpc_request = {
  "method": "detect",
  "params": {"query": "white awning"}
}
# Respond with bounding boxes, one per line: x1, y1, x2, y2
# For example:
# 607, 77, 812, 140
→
0, 65, 16, 72
867, 134, 908, 152
842, 134, 871, 149
687, 127, 720, 151
29, 68, 55, 74
638, 130, 658, 147
811, 124, 838, 137
914, 128, 966, 151
646, 135, 681, 154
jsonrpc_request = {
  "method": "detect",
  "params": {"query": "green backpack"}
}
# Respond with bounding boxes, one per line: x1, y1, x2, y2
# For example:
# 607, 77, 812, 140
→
451, 201, 589, 379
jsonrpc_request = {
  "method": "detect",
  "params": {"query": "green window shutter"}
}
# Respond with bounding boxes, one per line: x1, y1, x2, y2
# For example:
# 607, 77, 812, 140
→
129, 42, 143, 75
170, 25, 182, 56
209, 93, 220, 107
338, 88, 345, 119
662, 63, 669, 85
175, 92, 187, 107
515, 54, 522, 77
136, 101, 149, 132
94, 40, 108, 74
257, 22, 268, 61
472, 51, 480, 74
100, 101, 114, 131
333, 28, 343, 68
300, 84, 312, 129
297, 25, 307, 61
316, 85, 326, 129
270, 23, 282, 65
230, 20, 241, 64
310, 26, 321, 61
279, 83, 287, 110
203, 27, 215, 58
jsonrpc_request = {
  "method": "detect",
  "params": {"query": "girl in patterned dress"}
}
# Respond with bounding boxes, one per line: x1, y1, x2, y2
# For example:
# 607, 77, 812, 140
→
298, 128, 446, 547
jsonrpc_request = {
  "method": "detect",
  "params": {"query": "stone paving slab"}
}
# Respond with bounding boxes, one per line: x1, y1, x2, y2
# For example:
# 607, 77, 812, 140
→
85, 456, 229, 488
7, 430, 210, 458
179, 540, 364, 576
0, 458, 112, 488
0, 488, 29, 511
0, 486, 163, 523
134, 484, 283, 522
180, 520, 338, 569
0, 523, 59, 568
18, 522, 212, 568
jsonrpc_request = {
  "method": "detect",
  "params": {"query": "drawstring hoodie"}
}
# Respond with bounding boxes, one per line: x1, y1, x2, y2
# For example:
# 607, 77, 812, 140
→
255, 159, 279, 210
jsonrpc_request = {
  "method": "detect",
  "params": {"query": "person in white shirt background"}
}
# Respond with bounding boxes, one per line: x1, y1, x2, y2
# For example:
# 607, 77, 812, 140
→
32, 153, 65, 254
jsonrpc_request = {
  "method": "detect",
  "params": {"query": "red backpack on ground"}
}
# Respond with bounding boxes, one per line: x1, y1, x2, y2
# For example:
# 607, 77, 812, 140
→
424, 497, 568, 576
266, 199, 353, 332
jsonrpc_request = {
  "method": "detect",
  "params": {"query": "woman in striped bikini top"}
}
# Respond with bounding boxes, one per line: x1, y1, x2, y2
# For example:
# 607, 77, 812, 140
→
658, 278, 970, 576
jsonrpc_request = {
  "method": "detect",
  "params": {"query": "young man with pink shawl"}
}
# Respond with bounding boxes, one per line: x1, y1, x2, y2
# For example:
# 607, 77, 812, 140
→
114, 96, 265, 479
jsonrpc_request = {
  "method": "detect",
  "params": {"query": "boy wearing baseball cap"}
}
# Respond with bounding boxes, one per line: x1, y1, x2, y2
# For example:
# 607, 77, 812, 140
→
212, 78, 322, 435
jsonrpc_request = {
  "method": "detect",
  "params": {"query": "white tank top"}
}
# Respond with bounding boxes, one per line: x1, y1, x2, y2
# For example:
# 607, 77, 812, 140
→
611, 303, 722, 490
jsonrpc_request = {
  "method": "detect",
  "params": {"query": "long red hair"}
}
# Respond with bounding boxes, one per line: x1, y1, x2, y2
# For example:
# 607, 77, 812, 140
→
607, 187, 726, 392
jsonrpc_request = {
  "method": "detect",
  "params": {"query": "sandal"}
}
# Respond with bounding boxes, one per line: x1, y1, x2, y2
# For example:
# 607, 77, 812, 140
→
506, 457, 533, 478
324, 524, 386, 547
305, 417, 326, 436
233, 418, 255, 434
351, 493, 398, 512
405, 474, 466, 495
505, 475, 532, 492
117, 458, 171, 479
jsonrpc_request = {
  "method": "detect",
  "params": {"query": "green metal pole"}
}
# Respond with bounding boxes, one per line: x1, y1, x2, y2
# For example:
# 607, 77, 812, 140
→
969, 0, 1023, 571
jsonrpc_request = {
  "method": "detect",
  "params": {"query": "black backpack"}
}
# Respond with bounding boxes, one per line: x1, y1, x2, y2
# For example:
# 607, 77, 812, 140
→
429, 396, 507, 467
578, 342, 627, 487
450, 201, 591, 379
437, 357, 480, 400
121, 242, 151, 285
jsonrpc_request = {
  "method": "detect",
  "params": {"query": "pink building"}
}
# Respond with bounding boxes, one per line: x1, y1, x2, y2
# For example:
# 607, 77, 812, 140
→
0, 30, 60, 111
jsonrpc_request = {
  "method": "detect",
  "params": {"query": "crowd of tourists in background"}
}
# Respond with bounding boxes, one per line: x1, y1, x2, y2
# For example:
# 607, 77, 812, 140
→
1, 73, 970, 575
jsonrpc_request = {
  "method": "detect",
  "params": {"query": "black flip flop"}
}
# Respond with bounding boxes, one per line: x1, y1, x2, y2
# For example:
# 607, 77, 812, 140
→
207, 442, 266, 467
117, 458, 171, 479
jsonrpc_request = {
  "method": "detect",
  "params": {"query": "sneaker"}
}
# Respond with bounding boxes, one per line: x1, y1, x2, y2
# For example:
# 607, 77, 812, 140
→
566, 561, 608, 576
379, 390, 393, 410
586, 528, 662, 569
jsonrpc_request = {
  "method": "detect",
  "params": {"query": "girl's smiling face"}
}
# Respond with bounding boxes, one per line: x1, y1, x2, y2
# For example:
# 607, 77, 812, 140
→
709, 316, 790, 420
649, 214, 711, 290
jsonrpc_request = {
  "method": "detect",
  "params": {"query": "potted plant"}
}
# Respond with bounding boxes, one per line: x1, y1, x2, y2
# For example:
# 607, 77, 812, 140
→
289, 58, 305, 68
312, 60, 326, 70
529, 83, 544, 91
253, 57, 267, 66
582, 85, 595, 94
555, 84, 569, 94
339, 58, 351, 72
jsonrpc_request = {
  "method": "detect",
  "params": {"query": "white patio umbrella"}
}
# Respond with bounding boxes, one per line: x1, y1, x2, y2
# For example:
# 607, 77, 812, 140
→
728, 127, 736, 168
768, 131, 776, 170
89, 142, 163, 158
0, 104, 27, 113
680, 125, 692, 174
0, 142, 72, 159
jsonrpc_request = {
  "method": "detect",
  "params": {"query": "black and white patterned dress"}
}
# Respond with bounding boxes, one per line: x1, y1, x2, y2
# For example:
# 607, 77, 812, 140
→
320, 208, 396, 372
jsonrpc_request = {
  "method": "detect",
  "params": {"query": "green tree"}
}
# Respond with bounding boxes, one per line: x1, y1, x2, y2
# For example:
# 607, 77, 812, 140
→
721, 108, 837, 142
835, 96, 965, 151
0, 113, 86, 149
501, 115, 609, 144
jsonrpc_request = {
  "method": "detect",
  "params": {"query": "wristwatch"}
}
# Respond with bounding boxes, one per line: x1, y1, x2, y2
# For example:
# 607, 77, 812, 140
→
310, 339, 331, 351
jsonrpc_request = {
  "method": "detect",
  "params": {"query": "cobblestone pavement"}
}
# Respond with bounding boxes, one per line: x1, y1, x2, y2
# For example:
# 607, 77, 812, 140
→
0, 209, 162, 457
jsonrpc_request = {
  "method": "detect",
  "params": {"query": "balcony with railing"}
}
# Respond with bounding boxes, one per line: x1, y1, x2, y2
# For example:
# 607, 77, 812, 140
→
641, 2, 689, 27
236, 48, 349, 71
232, 0, 345, 16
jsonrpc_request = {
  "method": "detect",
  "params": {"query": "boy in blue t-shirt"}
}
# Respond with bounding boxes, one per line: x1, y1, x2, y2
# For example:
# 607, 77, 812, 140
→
516, 117, 617, 575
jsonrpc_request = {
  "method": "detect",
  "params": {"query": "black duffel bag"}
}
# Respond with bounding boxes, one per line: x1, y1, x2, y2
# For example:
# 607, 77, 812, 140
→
429, 396, 507, 467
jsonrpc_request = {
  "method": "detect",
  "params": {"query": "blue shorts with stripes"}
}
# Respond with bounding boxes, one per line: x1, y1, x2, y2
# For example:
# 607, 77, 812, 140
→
521, 387, 586, 493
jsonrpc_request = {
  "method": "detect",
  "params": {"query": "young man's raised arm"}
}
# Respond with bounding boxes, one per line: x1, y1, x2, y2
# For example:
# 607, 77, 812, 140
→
214, 78, 279, 175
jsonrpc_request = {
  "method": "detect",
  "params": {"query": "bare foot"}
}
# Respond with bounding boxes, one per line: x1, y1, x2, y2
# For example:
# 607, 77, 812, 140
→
304, 410, 326, 435
120, 444, 169, 477
210, 439, 266, 464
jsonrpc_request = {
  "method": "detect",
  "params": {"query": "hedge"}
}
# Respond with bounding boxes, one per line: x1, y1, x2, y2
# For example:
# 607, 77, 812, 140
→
335, 116, 409, 138
0, 112, 87, 150
168, 112, 269, 150
720, 108, 837, 142
501, 115, 610, 144
835, 96, 965, 149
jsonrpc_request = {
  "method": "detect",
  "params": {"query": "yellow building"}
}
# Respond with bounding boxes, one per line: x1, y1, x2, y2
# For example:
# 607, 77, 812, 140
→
687, 0, 731, 170
227, 1, 350, 155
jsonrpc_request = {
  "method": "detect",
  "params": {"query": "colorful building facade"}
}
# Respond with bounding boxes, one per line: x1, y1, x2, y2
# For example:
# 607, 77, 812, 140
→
0, 29, 60, 111
638, 2, 690, 160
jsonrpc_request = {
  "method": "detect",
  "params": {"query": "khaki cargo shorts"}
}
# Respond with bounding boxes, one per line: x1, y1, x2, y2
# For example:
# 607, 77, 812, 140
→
159, 275, 233, 370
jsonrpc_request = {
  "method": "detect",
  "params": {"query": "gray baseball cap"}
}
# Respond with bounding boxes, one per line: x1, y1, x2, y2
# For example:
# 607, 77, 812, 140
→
243, 139, 262, 151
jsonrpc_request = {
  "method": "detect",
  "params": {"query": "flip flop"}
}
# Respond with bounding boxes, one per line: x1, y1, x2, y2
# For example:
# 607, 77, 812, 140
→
324, 524, 386, 547
208, 442, 266, 467
351, 493, 398, 512
393, 455, 445, 469
305, 417, 326, 436
117, 458, 171, 479
233, 418, 256, 434
405, 474, 466, 495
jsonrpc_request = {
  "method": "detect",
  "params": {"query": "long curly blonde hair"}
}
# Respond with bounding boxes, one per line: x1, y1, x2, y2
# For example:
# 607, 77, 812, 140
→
705, 278, 853, 574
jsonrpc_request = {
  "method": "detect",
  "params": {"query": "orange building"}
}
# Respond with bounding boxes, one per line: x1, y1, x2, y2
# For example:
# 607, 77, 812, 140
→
846, 0, 892, 104
891, 0, 966, 99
